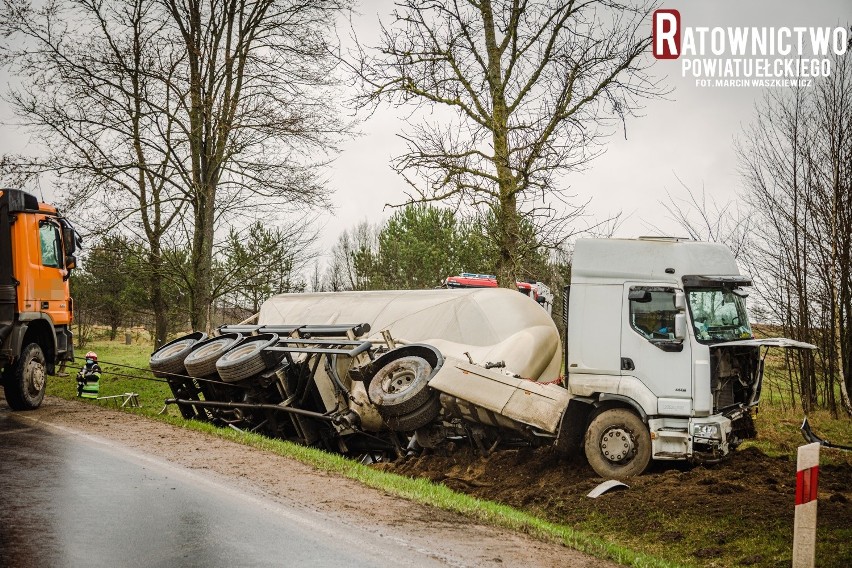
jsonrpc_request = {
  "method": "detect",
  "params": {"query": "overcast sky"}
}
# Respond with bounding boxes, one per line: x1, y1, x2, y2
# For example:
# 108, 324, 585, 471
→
326, 0, 852, 250
1, 0, 850, 270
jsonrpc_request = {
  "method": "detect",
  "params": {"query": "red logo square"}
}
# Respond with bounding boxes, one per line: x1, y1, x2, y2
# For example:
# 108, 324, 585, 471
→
653, 9, 681, 59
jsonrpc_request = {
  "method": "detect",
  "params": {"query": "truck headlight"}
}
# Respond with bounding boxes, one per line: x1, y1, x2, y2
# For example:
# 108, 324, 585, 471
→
693, 423, 722, 440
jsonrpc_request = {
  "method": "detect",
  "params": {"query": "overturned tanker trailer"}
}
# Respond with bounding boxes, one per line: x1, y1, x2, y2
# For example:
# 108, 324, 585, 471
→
151, 288, 571, 463
151, 238, 816, 478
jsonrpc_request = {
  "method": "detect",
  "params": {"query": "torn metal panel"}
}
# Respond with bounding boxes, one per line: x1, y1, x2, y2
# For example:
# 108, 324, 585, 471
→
429, 359, 570, 433
587, 480, 630, 498
718, 338, 817, 350
801, 417, 852, 451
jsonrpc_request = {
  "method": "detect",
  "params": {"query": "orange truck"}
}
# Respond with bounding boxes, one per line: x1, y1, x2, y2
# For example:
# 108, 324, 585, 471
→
0, 189, 78, 409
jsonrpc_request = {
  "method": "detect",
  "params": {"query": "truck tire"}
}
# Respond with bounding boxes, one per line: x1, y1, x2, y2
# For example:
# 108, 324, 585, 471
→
150, 333, 206, 378
216, 334, 279, 383
368, 356, 434, 417
385, 396, 441, 432
184, 334, 242, 378
584, 408, 651, 479
3, 343, 47, 410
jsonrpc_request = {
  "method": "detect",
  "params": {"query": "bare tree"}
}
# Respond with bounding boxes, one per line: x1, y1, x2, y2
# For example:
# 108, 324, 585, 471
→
160, 0, 349, 331
661, 175, 751, 259
323, 220, 379, 291
738, 53, 852, 416
308, 260, 323, 292
355, 0, 659, 286
0, 0, 185, 345
807, 52, 852, 416
1, 0, 350, 338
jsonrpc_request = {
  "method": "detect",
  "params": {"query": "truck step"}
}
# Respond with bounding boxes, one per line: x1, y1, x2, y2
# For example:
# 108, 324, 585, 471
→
654, 451, 688, 459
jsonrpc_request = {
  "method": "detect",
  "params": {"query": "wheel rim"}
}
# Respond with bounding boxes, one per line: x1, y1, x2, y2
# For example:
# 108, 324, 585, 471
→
379, 365, 417, 395
190, 338, 232, 361
222, 343, 259, 362
25, 356, 46, 396
155, 340, 191, 360
600, 426, 636, 463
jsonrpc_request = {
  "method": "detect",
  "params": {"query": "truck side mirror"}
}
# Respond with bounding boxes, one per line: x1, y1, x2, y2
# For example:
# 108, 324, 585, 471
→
674, 291, 686, 311
674, 313, 687, 340
62, 227, 77, 254
65, 255, 77, 270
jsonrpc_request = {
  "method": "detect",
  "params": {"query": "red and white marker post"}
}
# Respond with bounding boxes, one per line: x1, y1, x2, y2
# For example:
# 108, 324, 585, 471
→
793, 441, 820, 568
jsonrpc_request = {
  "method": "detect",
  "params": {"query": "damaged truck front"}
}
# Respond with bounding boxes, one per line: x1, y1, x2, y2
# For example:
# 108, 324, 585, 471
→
151, 237, 813, 478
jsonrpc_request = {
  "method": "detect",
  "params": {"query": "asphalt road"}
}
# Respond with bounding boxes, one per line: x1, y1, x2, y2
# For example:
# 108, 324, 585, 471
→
0, 410, 445, 568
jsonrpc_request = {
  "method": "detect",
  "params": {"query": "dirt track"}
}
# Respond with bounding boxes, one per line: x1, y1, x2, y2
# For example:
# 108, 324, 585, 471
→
6, 395, 614, 568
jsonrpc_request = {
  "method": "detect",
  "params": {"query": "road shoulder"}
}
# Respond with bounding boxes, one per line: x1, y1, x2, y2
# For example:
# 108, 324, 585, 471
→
13, 396, 616, 568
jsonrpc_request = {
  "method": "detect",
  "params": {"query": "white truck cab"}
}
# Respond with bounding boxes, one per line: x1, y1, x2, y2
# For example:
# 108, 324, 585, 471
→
565, 237, 813, 476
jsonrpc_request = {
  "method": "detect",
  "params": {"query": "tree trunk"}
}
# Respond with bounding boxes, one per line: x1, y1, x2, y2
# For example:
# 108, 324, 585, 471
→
495, 195, 520, 288
842, 258, 852, 416
189, 187, 215, 331
481, 0, 519, 289
149, 248, 168, 347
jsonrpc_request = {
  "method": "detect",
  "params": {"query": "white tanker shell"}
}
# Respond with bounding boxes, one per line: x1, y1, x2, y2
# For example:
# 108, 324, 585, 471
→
258, 288, 562, 382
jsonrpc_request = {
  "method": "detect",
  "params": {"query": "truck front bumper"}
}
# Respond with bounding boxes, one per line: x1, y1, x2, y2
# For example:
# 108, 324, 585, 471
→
649, 415, 733, 462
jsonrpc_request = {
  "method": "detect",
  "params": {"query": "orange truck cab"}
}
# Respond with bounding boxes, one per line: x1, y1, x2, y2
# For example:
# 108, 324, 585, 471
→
0, 189, 79, 409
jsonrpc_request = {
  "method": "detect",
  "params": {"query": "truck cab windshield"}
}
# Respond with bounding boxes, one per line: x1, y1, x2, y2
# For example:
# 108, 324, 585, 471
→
687, 288, 753, 343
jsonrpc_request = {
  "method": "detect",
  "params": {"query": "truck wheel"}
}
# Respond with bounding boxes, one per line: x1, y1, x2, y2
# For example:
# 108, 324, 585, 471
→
368, 356, 434, 417
385, 397, 441, 432
3, 343, 47, 410
184, 334, 242, 378
150, 333, 206, 378
584, 408, 651, 479
216, 334, 278, 383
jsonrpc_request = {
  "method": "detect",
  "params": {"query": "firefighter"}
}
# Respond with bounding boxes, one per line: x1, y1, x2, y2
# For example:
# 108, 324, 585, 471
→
76, 351, 102, 399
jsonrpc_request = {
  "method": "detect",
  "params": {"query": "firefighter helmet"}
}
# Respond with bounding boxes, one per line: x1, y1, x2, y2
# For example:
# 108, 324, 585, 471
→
85, 351, 98, 362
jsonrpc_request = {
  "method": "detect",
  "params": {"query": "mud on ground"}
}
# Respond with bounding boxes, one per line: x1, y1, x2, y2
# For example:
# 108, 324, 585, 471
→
376, 444, 852, 567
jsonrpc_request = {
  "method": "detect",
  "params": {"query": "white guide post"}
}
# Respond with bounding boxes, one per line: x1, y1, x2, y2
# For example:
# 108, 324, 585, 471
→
792, 441, 820, 568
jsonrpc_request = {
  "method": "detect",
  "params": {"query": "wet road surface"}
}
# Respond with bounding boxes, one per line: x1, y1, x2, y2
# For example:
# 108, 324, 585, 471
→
0, 411, 444, 568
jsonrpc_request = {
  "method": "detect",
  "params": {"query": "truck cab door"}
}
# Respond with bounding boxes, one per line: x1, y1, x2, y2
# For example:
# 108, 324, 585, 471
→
620, 284, 693, 416
36, 217, 71, 325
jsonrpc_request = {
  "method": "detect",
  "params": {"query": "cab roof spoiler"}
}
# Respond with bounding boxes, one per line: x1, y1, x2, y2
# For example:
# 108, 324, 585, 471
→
681, 274, 753, 288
